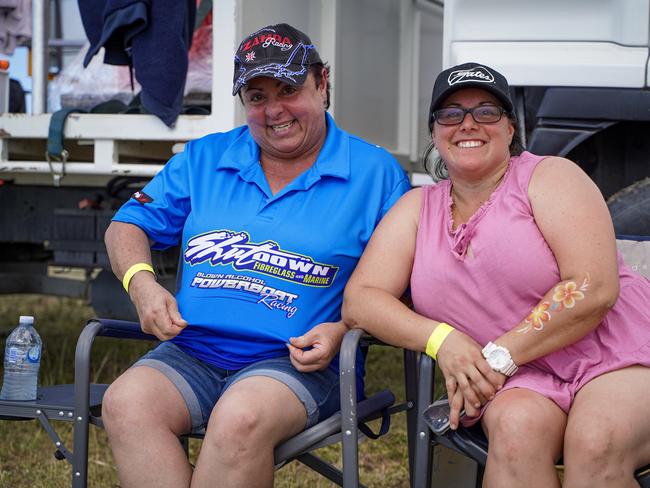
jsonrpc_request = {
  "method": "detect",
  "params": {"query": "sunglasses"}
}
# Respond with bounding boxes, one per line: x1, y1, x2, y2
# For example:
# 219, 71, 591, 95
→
432, 105, 509, 126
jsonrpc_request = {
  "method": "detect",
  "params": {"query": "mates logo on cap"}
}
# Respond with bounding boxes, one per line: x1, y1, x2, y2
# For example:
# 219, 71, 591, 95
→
448, 66, 495, 86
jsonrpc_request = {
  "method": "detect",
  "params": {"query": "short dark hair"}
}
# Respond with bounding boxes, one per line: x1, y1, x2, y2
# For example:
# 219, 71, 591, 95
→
422, 115, 525, 181
310, 62, 331, 110
237, 62, 332, 110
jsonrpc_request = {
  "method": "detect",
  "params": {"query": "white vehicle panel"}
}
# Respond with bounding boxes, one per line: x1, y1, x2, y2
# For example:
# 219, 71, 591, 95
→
449, 42, 649, 88
444, 0, 649, 46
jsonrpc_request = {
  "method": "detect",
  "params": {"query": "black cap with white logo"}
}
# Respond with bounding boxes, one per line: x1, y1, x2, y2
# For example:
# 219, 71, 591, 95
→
428, 62, 514, 131
232, 23, 323, 96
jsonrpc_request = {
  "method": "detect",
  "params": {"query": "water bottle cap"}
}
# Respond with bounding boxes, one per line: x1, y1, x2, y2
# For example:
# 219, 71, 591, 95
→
19, 315, 34, 325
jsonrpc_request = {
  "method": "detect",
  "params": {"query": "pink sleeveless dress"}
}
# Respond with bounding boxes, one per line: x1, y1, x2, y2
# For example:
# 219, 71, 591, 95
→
411, 151, 650, 417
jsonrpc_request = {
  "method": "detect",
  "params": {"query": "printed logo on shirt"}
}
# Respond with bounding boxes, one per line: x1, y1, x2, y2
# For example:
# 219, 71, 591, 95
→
189, 272, 299, 318
131, 190, 153, 205
184, 230, 338, 287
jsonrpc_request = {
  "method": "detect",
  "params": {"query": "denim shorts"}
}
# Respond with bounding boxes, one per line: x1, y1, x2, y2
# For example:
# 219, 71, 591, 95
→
132, 341, 340, 433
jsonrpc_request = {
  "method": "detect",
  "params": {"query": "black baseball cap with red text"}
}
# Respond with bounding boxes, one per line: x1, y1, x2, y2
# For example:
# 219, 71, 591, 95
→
232, 23, 323, 96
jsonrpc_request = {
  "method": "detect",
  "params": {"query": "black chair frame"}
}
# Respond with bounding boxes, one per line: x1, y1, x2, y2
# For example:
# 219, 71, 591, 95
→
0, 319, 420, 488
413, 353, 650, 487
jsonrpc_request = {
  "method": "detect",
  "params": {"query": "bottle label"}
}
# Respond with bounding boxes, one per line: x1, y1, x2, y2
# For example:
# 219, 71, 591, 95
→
27, 345, 41, 363
6, 346, 26, 364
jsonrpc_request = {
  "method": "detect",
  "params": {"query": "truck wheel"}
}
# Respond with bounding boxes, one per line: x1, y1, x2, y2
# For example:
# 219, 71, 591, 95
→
607, 178, 650, 236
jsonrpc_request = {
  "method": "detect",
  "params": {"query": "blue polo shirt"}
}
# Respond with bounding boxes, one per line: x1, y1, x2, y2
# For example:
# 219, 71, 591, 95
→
114, 113, 409, 383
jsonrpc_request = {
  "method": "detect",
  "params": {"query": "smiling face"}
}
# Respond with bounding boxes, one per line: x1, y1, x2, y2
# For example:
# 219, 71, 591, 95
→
431, 88, 515, 180
241, 70, 328, 164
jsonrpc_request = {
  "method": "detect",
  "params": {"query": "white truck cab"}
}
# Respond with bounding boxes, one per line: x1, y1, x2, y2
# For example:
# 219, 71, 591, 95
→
444, 0, 650, 235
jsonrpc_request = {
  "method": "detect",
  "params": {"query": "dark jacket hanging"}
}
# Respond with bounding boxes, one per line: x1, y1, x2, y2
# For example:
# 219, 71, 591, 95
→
78, 0, 196, 127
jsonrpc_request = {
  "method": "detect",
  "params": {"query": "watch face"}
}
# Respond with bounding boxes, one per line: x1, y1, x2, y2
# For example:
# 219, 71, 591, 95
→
489, 349, 509, 369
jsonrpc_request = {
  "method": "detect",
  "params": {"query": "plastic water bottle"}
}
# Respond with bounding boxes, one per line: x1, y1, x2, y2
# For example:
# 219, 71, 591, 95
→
0, 316, 42, 401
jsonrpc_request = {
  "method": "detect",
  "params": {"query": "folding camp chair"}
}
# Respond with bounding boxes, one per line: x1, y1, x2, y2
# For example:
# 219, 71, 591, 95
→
412, 235, 650, 487
0, 320, 418, 488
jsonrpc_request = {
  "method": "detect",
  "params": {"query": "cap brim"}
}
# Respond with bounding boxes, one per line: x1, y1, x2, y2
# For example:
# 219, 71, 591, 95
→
428, 82, 515, 131
432, 83, 513, 113
232, 66, 310, 96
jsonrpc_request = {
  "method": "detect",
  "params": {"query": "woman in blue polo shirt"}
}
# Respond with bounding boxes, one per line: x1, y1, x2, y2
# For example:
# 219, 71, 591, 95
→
102, 23, 409, 488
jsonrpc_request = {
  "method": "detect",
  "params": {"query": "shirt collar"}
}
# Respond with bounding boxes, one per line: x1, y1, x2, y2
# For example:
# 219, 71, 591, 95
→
312, 113, 350, 180
215, 113, 350, 183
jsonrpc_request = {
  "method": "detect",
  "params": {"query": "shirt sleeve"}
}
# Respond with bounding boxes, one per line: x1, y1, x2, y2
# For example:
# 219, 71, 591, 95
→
378, 172, 411, 221
112, 151, 191, 249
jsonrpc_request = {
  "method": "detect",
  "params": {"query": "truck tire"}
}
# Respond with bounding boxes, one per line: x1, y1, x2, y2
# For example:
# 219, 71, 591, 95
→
607, 178, 650, 236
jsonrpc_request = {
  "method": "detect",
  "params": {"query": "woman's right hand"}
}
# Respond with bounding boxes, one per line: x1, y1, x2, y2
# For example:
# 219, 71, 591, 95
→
128, 272, 188, 340
437, 329, 505, 417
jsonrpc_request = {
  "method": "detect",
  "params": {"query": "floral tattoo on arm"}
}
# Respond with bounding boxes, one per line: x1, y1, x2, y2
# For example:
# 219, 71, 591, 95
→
517, 274, 590, 333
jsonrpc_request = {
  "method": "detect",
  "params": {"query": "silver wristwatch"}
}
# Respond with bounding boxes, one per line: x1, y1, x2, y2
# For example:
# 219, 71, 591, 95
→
482, 342, 518, 377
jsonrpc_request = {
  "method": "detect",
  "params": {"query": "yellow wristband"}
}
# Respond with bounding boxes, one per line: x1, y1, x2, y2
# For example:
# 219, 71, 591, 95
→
425, 322, 455, 360
122, 263, 155, 293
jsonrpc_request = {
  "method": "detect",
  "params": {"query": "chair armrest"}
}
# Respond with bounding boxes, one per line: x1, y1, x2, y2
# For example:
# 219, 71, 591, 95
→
338, 328, 407, 440
71, 317, 157, 474
73, 318, 157, 413
339, 328, 364, 487
86, 318, 158, 341
339, 328, 363, 385
273, 389, 395, 465
74, 319, 158, 403
412, 352, 437, 487
73, 318, 156, 405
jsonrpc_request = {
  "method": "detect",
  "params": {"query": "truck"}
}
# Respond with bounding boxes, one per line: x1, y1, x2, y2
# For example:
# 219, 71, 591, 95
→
442, 0, 650, 236
0, 0, 648, 320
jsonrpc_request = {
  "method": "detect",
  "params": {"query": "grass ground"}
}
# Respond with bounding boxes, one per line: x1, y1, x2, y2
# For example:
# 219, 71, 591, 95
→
0, 295, 411, 487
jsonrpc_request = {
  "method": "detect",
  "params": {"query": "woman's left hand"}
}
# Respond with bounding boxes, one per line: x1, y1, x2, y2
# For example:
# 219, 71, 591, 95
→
287, 321, 348, 372
437, 329, 505, 413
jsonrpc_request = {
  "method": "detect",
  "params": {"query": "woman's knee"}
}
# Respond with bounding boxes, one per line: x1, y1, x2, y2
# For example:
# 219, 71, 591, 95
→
484, 394, 565, 464
102, 367, 190, 436
203, 376, 309, 461
563, 434, 630, 487
203, 403, 265, 461
564, 420, 631, 473
102, 378, 140, 432
564, 366, 650, 482
218, 402, 261, 434
488, 409, 543, 456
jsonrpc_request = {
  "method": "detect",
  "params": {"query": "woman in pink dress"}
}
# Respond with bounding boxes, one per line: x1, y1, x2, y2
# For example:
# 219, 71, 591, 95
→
343, 62, 650, 487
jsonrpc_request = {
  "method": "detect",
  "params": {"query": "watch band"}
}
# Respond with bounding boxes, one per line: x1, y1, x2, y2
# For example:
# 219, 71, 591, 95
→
500, 359, 518, 376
